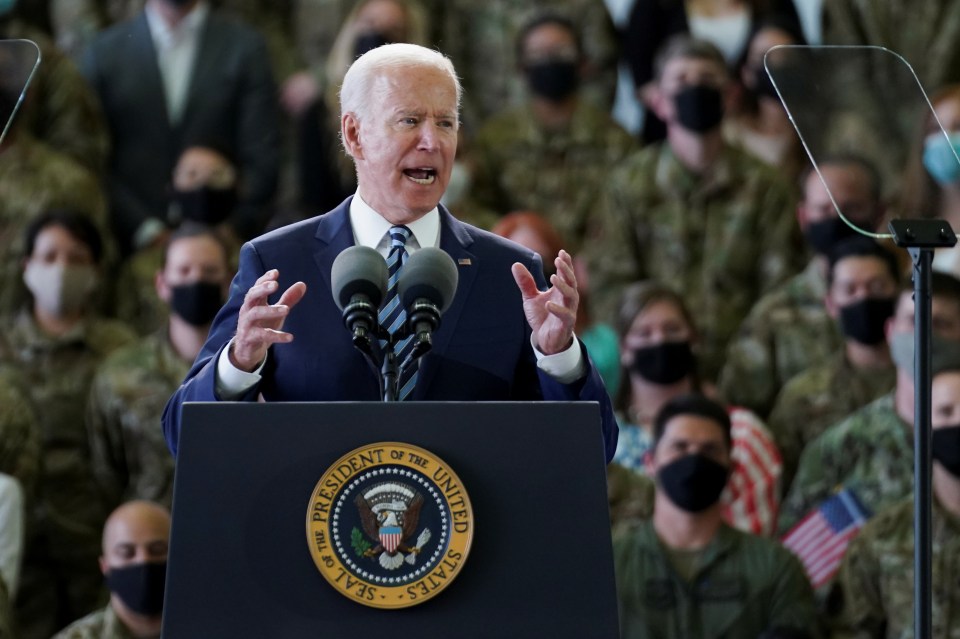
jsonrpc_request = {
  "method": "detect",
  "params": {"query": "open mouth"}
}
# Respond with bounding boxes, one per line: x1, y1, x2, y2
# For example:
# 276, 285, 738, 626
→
403, 168, 437, 185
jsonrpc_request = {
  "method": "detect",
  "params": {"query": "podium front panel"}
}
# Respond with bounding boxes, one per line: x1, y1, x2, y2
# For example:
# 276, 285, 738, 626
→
163, 402, 618, 638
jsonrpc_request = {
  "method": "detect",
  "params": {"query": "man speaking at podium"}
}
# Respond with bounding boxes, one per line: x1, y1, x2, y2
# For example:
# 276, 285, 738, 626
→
162, 43, 617, 461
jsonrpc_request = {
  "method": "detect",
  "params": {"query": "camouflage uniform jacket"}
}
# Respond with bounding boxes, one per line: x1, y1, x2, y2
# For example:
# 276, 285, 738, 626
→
0, 133, 110, 316
52, 604, 135, 639
828, 496, 960, 639
3, 309, 135, 538
778, 393, 913, 534
87, 329, 190, 509
4, 20, 109, 174
613, 520, 817, 639
718, 259, 841, 418
768, 352, 896, 492
0, 365, 40, 503
608, 462, 655, 533
589, 142, 802, 381
463, 100, 636, 247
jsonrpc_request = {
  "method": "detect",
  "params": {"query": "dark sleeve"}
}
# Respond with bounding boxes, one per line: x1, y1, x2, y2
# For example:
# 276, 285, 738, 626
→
161, 241, 266, 455
521, 253, 619, 463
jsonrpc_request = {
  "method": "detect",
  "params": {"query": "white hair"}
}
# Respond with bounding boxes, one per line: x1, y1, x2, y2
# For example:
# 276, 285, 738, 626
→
339, 43, 462, 124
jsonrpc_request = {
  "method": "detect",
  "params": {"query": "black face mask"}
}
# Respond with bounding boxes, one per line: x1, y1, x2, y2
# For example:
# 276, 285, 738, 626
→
525, 60, 579, 102
658, 453, 730, 512
171, 281, 223, 326
173, 185, 236, 226
933, 425, 960, 478
629, 341, 695, 385
674, 84, 724, 133
838, 296, 896, 346
803, 216, 858, 255
354, 31, 391, 59
105, 561, 167, 617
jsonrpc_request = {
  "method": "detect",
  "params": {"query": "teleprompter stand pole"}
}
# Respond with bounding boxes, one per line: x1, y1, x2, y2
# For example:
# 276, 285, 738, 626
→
888, 219, 957, 639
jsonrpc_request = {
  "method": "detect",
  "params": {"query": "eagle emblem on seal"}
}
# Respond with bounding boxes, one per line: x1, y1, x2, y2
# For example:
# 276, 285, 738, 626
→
353, 482, 432, 570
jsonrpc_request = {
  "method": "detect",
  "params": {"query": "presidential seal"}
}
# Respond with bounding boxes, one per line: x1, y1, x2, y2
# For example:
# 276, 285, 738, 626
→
306, 442, 474, 609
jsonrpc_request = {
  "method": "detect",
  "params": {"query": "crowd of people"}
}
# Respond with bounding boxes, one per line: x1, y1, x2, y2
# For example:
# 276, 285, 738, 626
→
0, 0, 959, 637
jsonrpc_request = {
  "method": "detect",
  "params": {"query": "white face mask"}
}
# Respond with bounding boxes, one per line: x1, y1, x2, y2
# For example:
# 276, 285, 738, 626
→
22, 262, 97, 317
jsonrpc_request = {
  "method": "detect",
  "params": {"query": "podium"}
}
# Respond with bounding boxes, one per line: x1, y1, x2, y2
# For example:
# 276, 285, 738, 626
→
162, 402, 619, 638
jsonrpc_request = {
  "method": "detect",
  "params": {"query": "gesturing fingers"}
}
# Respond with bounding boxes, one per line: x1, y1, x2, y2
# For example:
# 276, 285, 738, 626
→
232, 274, 307, 371
242, 269, 282, 311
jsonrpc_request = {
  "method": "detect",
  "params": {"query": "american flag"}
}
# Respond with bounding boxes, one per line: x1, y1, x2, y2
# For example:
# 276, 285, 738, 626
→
781, 488, 871, 588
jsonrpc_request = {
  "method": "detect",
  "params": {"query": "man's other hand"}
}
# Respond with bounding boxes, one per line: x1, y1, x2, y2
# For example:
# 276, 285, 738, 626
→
512, 249, 578, 356
230, 269, 307, 371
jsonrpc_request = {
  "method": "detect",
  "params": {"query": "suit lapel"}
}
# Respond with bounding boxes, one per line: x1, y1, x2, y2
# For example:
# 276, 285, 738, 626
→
312, 198, 387, 365
412, 207, 478, 399
312, 198, 356, 303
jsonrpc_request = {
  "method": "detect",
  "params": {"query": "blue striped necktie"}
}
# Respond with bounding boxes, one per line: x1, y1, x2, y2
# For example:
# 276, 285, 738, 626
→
378, 225, 417, 400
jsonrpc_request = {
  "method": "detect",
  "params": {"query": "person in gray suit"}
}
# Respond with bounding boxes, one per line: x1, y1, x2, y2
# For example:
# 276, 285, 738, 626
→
81, 0, 280, 255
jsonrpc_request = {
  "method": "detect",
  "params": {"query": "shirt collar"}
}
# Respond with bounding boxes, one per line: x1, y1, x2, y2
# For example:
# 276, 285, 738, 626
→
145, 1, 209, 48
349, 192, 440, 250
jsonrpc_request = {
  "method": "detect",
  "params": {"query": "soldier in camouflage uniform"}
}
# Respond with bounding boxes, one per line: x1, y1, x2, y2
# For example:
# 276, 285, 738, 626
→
460, 14, 636, 244
719, 156, 888, 418
588, 36, 802, 382
0, 127, 110, 318
88, 225, 233, 509
778, 272, 960, 535
436, 0, 618, 127
0, 364, 39, 639
608, 462, 655, 534
0, 366, 40, 505
114, 145, 241, 335
823, 0, 960, 188
0, 13, 109, 175
768, 237, 900, 490
826, 367, 960, 639
613, 394, 816, 639
7, 212, 136, 639
52, 501, 170, 639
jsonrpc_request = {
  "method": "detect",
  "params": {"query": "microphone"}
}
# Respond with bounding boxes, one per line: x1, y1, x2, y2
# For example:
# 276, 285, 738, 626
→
397, 247, 458, 353
330, 246, 388, 351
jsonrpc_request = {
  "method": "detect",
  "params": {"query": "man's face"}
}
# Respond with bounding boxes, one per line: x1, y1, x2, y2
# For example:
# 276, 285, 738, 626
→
520, 22, 579, 70
650, 414, 730, 474
354, 0, 408, 43
798, 164, 879, 232
653, 56, 728, 124
172, 147, 236, 192
156, 235, 231, 305
933, 371, 960, 428
889, 292, 960, 342
343, 66, 458, 225
100, 507, 170, 573
826, 256, 898, 316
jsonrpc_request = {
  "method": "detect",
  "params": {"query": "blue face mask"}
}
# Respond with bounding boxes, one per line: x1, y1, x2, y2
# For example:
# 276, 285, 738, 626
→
923, 131, 960, 186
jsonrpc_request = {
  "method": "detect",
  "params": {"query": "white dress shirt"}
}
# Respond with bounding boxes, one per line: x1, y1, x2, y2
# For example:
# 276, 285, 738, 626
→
145, 1, 209, 125
216, 193, 584, 397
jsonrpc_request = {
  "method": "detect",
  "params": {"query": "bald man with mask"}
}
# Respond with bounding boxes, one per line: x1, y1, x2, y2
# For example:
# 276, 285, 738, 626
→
53, 500, 170, 639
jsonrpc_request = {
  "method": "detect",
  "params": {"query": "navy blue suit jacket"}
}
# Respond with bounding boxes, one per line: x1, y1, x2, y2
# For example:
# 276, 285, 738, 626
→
162, 199, 617, 459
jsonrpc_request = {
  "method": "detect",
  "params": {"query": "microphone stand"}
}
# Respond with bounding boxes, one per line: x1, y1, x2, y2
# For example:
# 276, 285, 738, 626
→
380, 328, 435, 402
